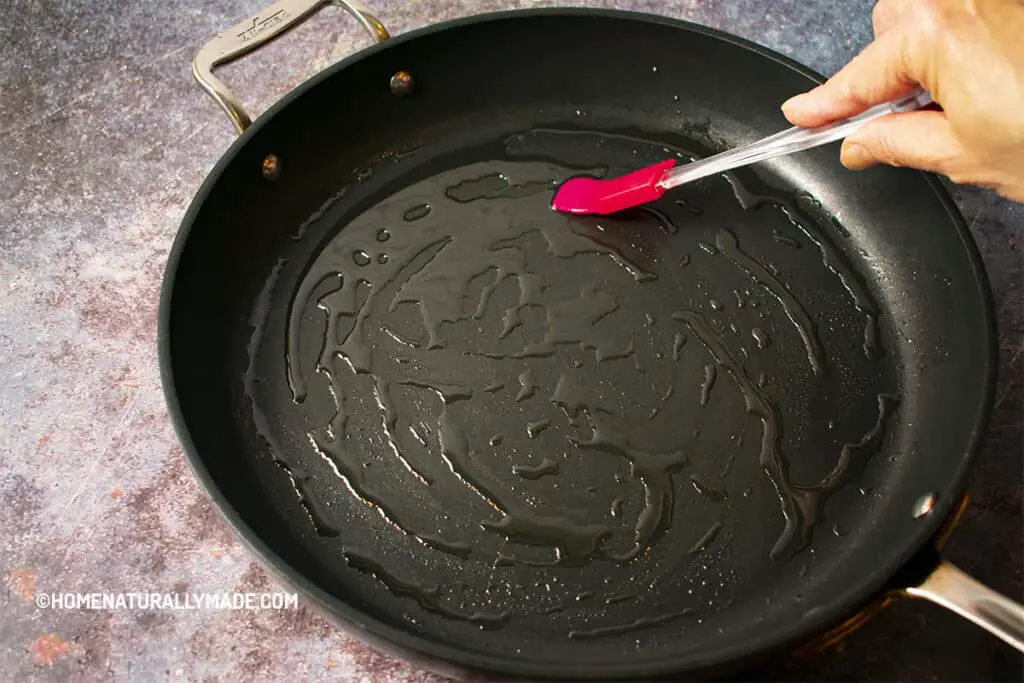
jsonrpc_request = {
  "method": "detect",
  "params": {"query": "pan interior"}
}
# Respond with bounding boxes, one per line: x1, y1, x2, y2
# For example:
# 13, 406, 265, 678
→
165, 11, 993, 677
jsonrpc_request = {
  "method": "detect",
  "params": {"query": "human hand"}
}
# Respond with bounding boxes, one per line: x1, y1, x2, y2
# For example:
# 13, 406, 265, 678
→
781, 0, 1024, 202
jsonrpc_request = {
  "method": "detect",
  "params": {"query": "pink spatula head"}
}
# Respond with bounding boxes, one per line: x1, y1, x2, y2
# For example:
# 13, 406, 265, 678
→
551, 159, 676, 215
552, 88, 935, 217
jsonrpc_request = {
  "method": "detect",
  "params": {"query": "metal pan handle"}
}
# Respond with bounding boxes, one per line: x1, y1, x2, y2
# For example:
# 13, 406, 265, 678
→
906, 561, 1024, 652
193, 0, 389, 134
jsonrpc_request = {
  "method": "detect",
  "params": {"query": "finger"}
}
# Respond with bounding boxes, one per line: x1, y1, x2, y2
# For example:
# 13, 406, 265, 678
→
782, 29, 919, 127
839, 110, 965, 176
872, 0, 910, 36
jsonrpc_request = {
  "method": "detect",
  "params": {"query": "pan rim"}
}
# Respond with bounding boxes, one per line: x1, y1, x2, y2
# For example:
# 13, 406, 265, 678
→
158, 6, 998, 679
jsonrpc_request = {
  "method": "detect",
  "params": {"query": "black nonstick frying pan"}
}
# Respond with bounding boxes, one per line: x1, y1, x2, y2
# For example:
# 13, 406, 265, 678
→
159, 1, 1024, 679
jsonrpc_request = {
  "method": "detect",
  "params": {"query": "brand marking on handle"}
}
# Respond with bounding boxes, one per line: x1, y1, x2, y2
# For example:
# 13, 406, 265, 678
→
237, 10, 288, 42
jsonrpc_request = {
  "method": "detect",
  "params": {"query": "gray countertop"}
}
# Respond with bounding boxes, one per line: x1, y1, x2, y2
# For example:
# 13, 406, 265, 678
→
1, 0, 1020, 680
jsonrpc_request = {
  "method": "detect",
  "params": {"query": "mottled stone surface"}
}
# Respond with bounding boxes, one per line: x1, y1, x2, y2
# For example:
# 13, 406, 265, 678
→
0, 0, 1020, 681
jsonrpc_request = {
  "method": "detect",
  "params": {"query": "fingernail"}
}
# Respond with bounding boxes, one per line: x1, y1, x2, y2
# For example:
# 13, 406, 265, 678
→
841, 143, 872, 169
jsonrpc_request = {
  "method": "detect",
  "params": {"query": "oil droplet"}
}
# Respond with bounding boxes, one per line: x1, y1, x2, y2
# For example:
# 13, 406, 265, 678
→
352, 250, 371, 266
672, 332, 686, 361
377, 253, 389, 264
651, 65, 658, 73
699, 364, 717, 406
526, 418, 551, 438
688, 520, 723, 555
675, 198, 702, 216
708, 299, 723, 311
377, 228, 391, 242
714, 229, 824, 376
512, 456, 559, 480
569, 608, 695, 639
751, 328, 771, 349
488, 433, 504, 447
689, 475, 727, 502
772, 230, 801, 248
345, 552, 509, 628
516, 369, 535, 402
403, 203, 431, 221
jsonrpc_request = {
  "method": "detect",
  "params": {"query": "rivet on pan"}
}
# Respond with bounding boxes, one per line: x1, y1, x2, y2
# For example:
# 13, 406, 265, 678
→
912, 492, 937, 519
262, 154, 280, 181
390, 70, 414, 96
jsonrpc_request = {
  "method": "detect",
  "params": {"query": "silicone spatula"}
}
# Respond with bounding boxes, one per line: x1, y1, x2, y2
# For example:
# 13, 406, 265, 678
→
551, 88, 933, 216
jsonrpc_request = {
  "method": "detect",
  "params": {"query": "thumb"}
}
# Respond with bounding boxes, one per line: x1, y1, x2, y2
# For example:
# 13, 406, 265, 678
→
840, 110, 965, 175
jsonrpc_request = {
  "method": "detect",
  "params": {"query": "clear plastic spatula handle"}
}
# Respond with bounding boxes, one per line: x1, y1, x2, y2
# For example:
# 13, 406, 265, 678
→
658, 87, 934, 190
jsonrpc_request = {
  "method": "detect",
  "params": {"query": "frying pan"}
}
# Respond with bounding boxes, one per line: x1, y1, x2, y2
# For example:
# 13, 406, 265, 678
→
159, 0, 1024, 679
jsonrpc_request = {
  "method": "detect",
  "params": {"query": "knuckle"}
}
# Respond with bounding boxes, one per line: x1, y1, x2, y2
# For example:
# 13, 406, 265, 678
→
836, 78, 867, 110
871, 0, 901, 33
871, 2, 887, 31
870, 133, 901, 166
913, 0, 954, 34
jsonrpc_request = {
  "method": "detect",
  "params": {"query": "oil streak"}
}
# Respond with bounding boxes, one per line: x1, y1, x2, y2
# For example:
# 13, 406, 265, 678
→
445, 173, 556, 203
672, 332, 686, 361
699, 364, 717, 406
526, 418, 551, 438
776, 201, 881, 359
344, 551, 508, 628
605, 592, 636, 605
512, 456, 560, 480
482, 512, 611, 568
516, 368, 535, 402
417, 534, 473, 559
403, 203, 431, 221
751, 327, 771, 349
672, 310, 898, 558
792, 393, 900, 523
723, 175, 881, 360
569, 607, 695, 639
771, 229, 801, 248
292, 187, 347, 240
285, 468, 341, 537
714, 229, 825, 376
689, 475, 727, 502
245, 260, 342, 537
688, 521, 723, 555
673, 309, 803, 559
573, 413, 688, 561
551, 371, 596, 421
